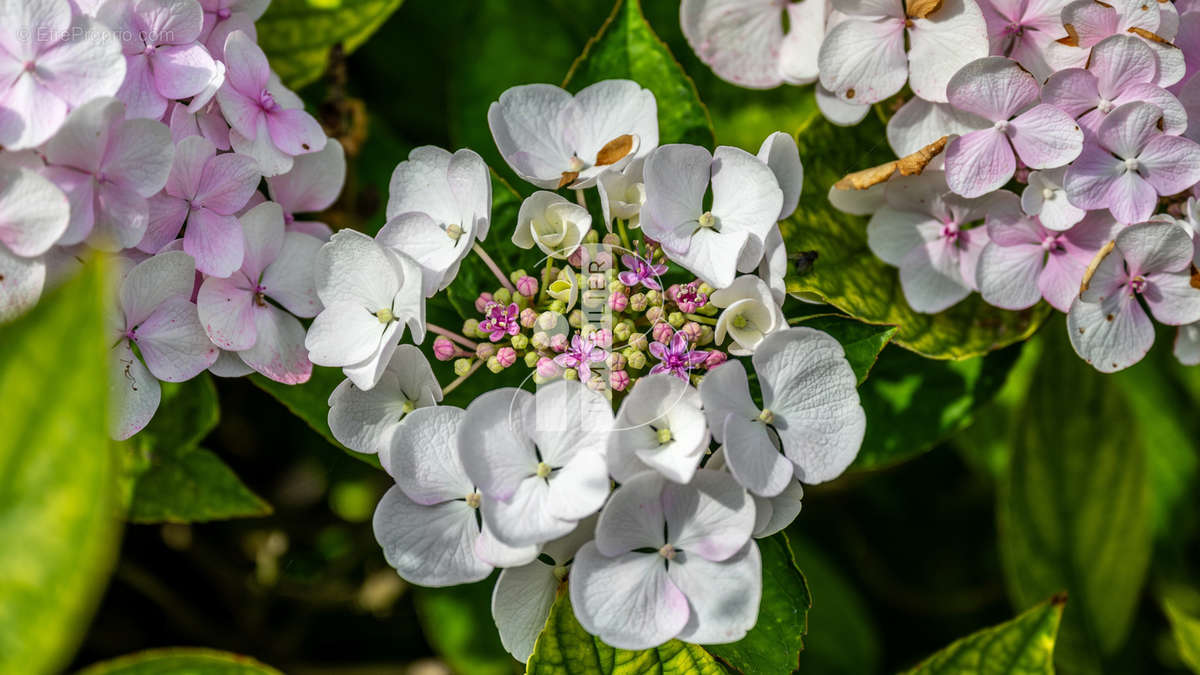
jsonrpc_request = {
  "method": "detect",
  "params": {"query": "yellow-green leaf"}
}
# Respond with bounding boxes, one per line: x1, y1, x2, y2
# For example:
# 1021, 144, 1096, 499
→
902, 595, 1066, 674
1165, 597, 1200, 674
526, 590, 723, 675
258, 0, 406, 89
0, 260, 122, 674
77, 647, 283, 674
782, 103, 1050, 360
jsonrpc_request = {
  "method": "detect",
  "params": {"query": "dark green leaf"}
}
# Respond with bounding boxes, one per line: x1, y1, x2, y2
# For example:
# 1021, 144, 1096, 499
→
901, 595, 1065, 674
0, 260, 121, 674
128, 447, 271, 524
852, 342, 1022, 471
704, 533, 811, 674
789, 536, 881, 675
258, 0, 406, 89
249, 365, 379, 467
122, 374, 219, 454
1164, 595, 1200, 674
413, 579, 516, 675
782, 109, 1051, 360
77, 647, 283, 674
527, 589, 723, 674
793, 315, 896, 385
563, 0, 714, 147
997, 325, 1151, 671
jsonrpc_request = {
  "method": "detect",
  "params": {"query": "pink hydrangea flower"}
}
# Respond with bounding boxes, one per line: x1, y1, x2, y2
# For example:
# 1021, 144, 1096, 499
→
944, 57, 1083, 198
649, 331, 708, 380
198, 0, 267, 58
618, 253, 666, 291
216, 30, 326, 176
1063, 102, 1200, 223
140, 135, 260, 276
554, 333, 608, 381
667, 281, 708, 313
478, 302, 520, 341
1055, 0, 1183, 87
681, 0, 826, 89
266, 138, 346, 240
980, 0, 1076, 81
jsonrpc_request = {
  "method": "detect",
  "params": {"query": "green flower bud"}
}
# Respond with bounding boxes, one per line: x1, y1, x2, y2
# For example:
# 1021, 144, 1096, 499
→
629, 293, 647, 312
462, 318, 480, 338
510, 333, 529, 350
629, 334, 648, 351
628, 351, 647, 370
697, 282, 715, 296
492, 287, 512, 305
563, 367, 579, 380
486, 356, 504, 373
453, 358, 473, 376
531, 331, 550, 350
697, 303, 719, 317
667, 311, 685, 328
608, 280, 626, 295
584, 229, 600, 244
645, 290, 661, 305
569, 310, 583, 328
613, 322, 631, 342
524, 351, 540, 368
549, 299, 566, 314
509, 268, 527, 284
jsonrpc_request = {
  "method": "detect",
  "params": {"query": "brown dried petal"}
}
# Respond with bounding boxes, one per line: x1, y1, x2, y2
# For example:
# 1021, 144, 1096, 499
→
1126, 26, 1172, 45
906, 0, 943, 18
1080, 240, 1117, 294
1057, 23, 1079, 47
596, 134, 635, 166
833, 136, 948, 190
557, 171, 580, 189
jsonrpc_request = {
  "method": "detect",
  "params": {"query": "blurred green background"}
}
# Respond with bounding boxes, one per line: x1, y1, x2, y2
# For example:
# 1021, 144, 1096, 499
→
6, 0, 1198, 673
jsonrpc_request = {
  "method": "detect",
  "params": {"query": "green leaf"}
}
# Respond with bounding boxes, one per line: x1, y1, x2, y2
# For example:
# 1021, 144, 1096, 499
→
792, 315, 896, 385
789, 536, 881, 675
901, 595, 1066, 674
851, 342, 1022, 471
0, 260, 121, 675
257, 0, 406, 89
1164, 597, 1200, 674
563, 0, 714, 147
128, 447, 271, 524
413, 579, 516, 675
526, 590, 723, 674
123, 375, 219, 455
997, 326, 1152, 671
704, 533, 811, 674
782, 109, 1051, 360
249, 365, 379, 466
77, 647, 283, 674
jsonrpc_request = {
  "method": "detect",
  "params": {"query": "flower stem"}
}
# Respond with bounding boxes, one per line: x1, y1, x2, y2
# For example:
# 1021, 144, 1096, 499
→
442, 358, 485, 396
426, 322, 478, 349
574, 188, 588, 209
472, 242, 516, 293
685, 313, 717, 326
617, 219, 633, 252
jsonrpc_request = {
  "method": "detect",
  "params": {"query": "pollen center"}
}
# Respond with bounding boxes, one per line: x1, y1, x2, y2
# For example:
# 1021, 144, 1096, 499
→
1124, 157, 1140, 172
698, 211, 716, 229
758, 408, 775, 424
401, 399, 416, 414
993, 119, 1010, 132
465, 492, 481, 509
1042, 187, 1055, 200
658, 544, 677, 560
656, 427, 673, 444
375, 307, 396, 323
446, 223, 464, 241
536, 462, 552, 479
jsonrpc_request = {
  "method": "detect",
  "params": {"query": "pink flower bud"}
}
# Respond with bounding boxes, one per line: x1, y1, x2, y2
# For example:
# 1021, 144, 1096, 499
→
520, 308, 539, 328
549, 333, 568, 352
475, 342, 496, 359
610, 369, 630, 391
652, 322, 674, 345
537, 357, 561, 378
608, 291, 628, 312
516, 275, 539, 297
474, 292, 494, 313
496, 346, 517, 368
705, 351, 728, 368
592, 328, 613, 348
432, 336, 456, 361
645, 306, 663, 323
567, 247, 584, 268
679, 321, 702, 342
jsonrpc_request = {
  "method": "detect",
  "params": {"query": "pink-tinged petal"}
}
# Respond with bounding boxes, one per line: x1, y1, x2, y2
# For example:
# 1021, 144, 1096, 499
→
669, 542, 762, 645
0, 246, 45, 322
138, 194, 189, 254
1097, 101, 1160, 158
372, 486, 491, 587
268, 138, 345, 215
867, 207, 938, 266
91, 182, 150, 251
1147, 40, 1184, 88
816, 18, 908, 105
1143, 269, 1200, 325
571, 544, 689, 650
663, 470, 755, 562
42, 97, 122, 175
183, 207, 244, 277
1067, 292, 1154, 372
0, 0, 70, 61
595, 471, 667, 554
946, 56, 1039, 121
261, 231, 322, 317
238, 201, 284, 282
120, 250, 196, 326
239, 304, 312, 383
104, 118, 175, 197
214, 83, 261, 138
196, 273, 256, 350
139, 0, 205, 43
151, 42, 219, 100
486, 84, 575, 189
133, 296, 219, 381
266, 108, 326, 156
166, 135, 215, 200
680, 0, 786, 89
1040, 247, 1089, 312
886, 97, 989, 158
814, 83, 872, 126
1041, 68, 1101, 118
0, 167, 69, 257
288, 219, 331, 240
977, 242, 1046, 309
204, 12, 256, 59
114, 53, 167, 120
1108, 170, 1160, 223
0, 73, 67, 150
1062, 142, 1127, 209
1116, 220, 1193, 275
1112, 83, 1187, 136
37, 16, 126, 106
195, 151, 260, 214
907, 0, 990, 103
1090, 34, 1158, 98
221, 30, 268, 94
42, 167, 95, 246
778, 0, 826, 85
304, 301, 386, 368
900, 236, 973, 312
229, 121, 292, 177
945, 128, 1016, 198
984, 191, 1042, 244
1138, 134, 1200, 195
1060, 0, 1119, 49
109, 341, 161, 441
1008, 104, 1084, 168
1175, 322, 1200, 365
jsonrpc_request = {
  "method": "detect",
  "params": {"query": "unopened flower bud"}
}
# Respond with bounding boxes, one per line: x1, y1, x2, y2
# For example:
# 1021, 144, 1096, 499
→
493, 287, 512, 305
475, 342, 496, 359
610, 369, 630, 391
613, 322, 631, 342
432, 336, 456, 361
628, 350, 647, 370
524, 351, 540, 368
496, 347, 517, 368
698, 325, 714, 345
609, 291, 628, 312
705, 351, 727, 368
629, 293, 647, 312
593, 328, 613, 348
697, 303, 719, 317
487, 356, 504, 373
607, 352, 627, 370
629, 334, 648, 351
584, 229, 600, 244
563, 367, 579, 380
567, 248, 584, 267
602, 233, 621, 247
679, 322, 702, 342
667, 311, 685, 328
531, 331, 550, 350
549, 299, 566, 314
462, 318, 480, 338
517, 275, 538, 298
520, 308, 538, 328
645, 306, 663, 323
538, 311, 561, 331
652, 322, 674, 344
454, 358, 473, 376
549, 333, 568, 352
474, 292, 493, 313
697, 282, 714, 296
509, 268, 528, 284
608, 279, 626, 295
569, 310, 582, 328
513, 333, 531, 350
537, 357, 561, 378
645, 290, 661, 305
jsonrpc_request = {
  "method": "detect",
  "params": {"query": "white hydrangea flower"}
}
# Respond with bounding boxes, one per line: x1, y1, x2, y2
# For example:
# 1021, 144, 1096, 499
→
513, 191, 591, 260
328, 344, 442, 458
707, 447, 804, 539
607, 373, 710, 484
711, 275, 787, 356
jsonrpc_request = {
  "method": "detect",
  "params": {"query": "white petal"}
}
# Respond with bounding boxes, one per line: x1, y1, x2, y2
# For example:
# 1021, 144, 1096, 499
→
387, 405, 474, 504
492, 562, 561, 662
372, 486, 492, 587
669, 542, 762, 645
569, 544, 689, 650
460, 388, 537, 500
664, 469, 755, 562
108, 340, 161, 441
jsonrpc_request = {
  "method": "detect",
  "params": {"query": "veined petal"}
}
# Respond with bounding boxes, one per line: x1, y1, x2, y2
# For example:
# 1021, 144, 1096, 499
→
372, 486, 491, 587
570, 545, 689, 650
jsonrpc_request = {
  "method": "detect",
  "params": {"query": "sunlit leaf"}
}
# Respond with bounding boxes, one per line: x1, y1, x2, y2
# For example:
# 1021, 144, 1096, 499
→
901, 595, 1066, 674
0, 260, 121, 674
77, 647, 283, 674
1164, 595, 1200, 674
258, 0, 406, 89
